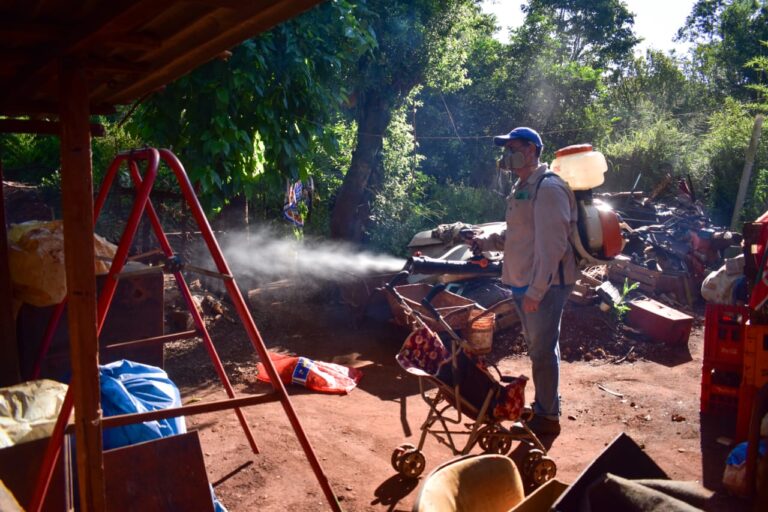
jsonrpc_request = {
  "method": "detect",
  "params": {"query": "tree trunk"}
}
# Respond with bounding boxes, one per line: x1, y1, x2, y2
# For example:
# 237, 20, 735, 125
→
330, 92, 392, 241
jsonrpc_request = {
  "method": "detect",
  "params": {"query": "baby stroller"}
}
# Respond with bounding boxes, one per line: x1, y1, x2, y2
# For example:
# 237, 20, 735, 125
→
384, 272, 557, 486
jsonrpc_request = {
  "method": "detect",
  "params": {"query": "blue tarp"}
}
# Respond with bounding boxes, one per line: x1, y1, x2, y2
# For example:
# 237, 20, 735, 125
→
100, 359, 186, 450
99, 360, 227, 511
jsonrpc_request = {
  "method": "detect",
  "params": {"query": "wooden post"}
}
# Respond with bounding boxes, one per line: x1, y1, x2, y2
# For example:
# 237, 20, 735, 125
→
0, 163, 21, 386
731, 114, 764, 230
59, 60, 106, 512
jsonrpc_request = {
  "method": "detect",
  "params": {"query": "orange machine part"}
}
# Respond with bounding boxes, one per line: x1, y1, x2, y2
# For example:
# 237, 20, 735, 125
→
598, 208, 623, 258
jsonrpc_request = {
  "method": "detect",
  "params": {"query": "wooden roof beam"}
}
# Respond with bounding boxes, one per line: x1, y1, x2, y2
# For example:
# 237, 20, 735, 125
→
95, 32, 163, 51
103, 0, 320, 105
0, 0, 170, 110
82, 57, 146, 74
189, 0, 268, 9
0, 20, 66, 40
0, 118, 105, 136
1, 101, 115, 116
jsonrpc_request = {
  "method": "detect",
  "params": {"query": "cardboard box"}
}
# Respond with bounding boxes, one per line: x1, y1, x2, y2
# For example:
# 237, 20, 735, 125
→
509, 478, 568, 512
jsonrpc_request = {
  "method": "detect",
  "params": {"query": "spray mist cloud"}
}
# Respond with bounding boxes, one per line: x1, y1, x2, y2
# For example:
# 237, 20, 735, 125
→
220, 229, 406, 284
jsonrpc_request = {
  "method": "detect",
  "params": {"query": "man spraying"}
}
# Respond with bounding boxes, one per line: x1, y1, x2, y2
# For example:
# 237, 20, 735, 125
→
469, 127, 577, 436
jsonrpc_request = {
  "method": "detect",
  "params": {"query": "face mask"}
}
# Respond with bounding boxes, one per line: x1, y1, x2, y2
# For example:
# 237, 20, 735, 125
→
501, 147, 526, 170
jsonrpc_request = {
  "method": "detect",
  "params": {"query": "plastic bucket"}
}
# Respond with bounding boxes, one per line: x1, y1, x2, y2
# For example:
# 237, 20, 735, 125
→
466, 311, 495, 354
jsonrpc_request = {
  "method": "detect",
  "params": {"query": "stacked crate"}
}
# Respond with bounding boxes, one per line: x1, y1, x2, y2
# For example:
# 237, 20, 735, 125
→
737, 323, 768, 439
702, 304, 768, 440
700, 304, 749, 414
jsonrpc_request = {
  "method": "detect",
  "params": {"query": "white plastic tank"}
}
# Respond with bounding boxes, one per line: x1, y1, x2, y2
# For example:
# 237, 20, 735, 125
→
550, 143, 607, 190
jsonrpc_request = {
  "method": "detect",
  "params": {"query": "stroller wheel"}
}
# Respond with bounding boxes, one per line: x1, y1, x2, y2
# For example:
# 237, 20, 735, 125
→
391, 443, 416, 472
478, 425, 512, 454
522, 448, 544, 475
531, 456, 557, 485
397, 449, 426, 478
484, 436, 512, 455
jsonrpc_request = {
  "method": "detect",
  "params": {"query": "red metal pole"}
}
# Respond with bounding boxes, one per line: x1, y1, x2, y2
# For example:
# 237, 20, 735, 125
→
93, 153, 127, 219
126, 159, 260, 454
158, 149, 341, 511
96, 149, 159, 331
28, 386, 74, 512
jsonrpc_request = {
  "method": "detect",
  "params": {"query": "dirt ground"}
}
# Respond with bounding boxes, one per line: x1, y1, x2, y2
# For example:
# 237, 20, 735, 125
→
161, 280, 751, 512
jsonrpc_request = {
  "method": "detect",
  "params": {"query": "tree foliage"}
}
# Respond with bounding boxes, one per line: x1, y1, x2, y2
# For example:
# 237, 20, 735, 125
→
522, 0, 640, 68
697, 99, 768, 225
128, 0, 374, 211
678, 0, 768, 100
330, 0, 482, 241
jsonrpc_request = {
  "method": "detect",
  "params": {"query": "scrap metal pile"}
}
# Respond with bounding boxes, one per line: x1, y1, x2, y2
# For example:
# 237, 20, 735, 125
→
594, 181, 742, 309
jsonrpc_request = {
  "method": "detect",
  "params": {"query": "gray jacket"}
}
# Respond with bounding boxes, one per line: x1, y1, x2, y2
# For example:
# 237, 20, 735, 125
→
479, 164, 577, 301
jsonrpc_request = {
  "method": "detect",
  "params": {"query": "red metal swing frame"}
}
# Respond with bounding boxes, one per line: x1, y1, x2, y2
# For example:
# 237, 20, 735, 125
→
29, 148, 341, 511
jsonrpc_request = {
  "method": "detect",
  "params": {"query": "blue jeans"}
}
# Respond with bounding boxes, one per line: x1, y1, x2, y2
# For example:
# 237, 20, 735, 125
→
512, 285, 573, 421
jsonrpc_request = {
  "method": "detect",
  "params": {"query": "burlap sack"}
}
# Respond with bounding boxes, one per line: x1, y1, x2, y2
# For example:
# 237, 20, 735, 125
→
8, 220, 116, 308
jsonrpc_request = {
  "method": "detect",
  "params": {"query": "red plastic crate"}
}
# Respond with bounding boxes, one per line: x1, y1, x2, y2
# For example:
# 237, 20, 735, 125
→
743, 323, 768, 388
704, 304, 749, 366
700, 362, 741, 414
735, 384, 758, 441
733, 322, 768, 441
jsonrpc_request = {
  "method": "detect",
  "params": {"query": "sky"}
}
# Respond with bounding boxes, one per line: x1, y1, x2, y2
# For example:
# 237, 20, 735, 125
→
480, 0, 696, 55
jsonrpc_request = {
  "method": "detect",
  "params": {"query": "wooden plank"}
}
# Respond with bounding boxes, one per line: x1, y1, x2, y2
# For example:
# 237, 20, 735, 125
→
0, 164, 21, 386
94, 33, 163, 50
0, 21, 66, 41
103, 432, 214, 512
0, 101, 115, 116
0, 119, 105, 136
81, 57, 145, 74
58, 60, 106, 512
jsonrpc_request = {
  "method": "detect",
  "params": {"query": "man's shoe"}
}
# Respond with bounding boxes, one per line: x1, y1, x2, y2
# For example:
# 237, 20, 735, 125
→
526, 415, 561, 436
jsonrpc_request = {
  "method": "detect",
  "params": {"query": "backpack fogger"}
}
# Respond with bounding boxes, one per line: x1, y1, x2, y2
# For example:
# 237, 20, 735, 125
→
547, 144, 623, 266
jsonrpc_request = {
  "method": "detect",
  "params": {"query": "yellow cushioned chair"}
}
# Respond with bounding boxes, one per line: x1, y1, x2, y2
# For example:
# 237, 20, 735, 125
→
412, 454, 525, 512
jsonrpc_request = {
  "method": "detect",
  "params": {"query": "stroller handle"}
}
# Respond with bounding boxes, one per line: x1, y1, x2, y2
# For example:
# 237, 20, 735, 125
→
421, 283, 447, 321
385, 270, 410, 291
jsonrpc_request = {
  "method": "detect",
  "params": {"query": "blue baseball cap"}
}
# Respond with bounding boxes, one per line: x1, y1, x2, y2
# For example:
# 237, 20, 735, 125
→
493, 127, 543, 150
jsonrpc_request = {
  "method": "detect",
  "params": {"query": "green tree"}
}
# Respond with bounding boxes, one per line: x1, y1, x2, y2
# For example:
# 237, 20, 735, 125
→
607, 50, 713, 128
602, 111, 698, 191
695, 99, 768, 225
330, 0, 481, 241
678, 0, 768, 101
413, 1, 623, 190
522, 0, 640, 68
745, 40, 768, 112
129, 0, 374, 215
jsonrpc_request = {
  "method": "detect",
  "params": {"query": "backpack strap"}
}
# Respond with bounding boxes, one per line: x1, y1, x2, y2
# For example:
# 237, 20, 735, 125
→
533, 171, 562, 198
533, 172, 569, 286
